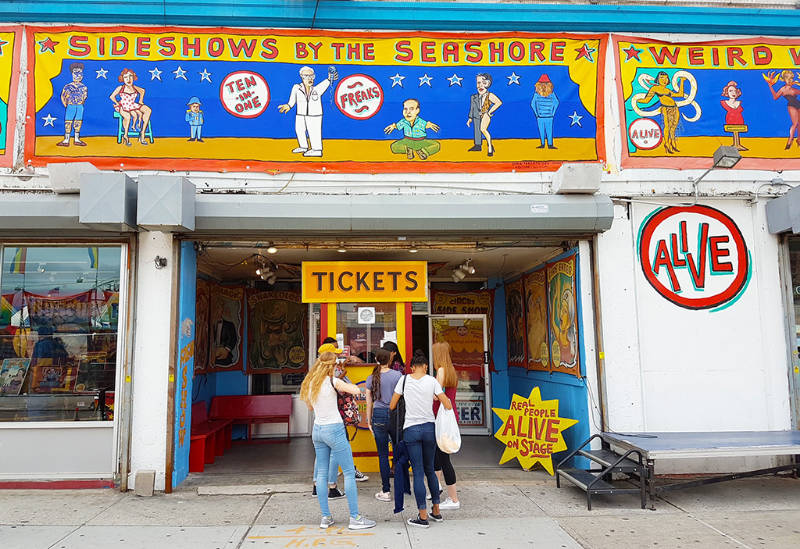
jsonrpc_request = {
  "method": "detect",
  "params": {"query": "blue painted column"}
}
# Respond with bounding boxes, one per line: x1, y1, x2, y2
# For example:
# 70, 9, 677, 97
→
172, 241, 196, 488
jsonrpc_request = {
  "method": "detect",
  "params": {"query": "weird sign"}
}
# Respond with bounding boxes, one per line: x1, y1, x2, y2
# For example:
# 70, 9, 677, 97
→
637, 205, 750, 310
492, 387, 578, 474
301, 261, 427, 303
616, 35, 800, 169
25, 27, 606, 172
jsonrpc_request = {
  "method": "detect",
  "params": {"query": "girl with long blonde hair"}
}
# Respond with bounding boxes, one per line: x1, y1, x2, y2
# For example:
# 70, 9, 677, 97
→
431, 341, 461, 510
300, 351, 375, 531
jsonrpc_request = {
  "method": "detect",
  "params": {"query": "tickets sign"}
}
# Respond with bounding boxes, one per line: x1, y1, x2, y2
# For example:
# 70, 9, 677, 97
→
492, 387, 578, 474
301, 261, 427, 303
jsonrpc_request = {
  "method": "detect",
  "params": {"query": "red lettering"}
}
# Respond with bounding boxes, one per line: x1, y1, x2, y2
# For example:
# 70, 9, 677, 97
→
111, 36, 129, 56
394, 40, 412, 62
509, 41, 525, 61
182, 37, 201, 57
709, 235, 733, 273
135, 37, 150, 57
363, 42, 374, 61
68, 35, 90, 57
295, 42, 308, 59
753, 46, 772, 65
208, 37, 225, 57
158, 37, 176, 56
727, 47, 746, 67
544, 419, 560, 443
790, 49, 800, 66
244, 75, 256, 88
550, 41, 565, 62
442, 41, 459, 63
688, 47, 704, 65
711, 48, 720, 67
670, 233, 686, 267
260, 38, 278, 60
421, 41, 435, 63
465, 41, 482, 63
529, 41, 545, 62
686, 223, 709, 289
228, 37, 256, 58
501, 416, 516, 437
489, 41, 504, 63
653, 239, 681, 292
648, 46, 680, 65
308, 41, 322, 60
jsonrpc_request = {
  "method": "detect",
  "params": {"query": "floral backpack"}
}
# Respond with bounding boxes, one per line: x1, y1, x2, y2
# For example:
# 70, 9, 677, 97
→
330, 377, 361, 439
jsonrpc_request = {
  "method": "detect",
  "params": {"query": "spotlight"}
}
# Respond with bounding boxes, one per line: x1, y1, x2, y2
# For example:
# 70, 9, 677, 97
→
266, 272, 278, 285
337, 242, 347, 253
255, 267, 263, 276
266, 243, 278, 254
409, 246, 418, 253
460, 259, 476, 275
452, 268, 466, 282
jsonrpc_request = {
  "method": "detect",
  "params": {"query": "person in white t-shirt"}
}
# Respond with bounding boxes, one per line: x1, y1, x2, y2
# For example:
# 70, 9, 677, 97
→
390, 352, 452, 529
300, 351, 376, 531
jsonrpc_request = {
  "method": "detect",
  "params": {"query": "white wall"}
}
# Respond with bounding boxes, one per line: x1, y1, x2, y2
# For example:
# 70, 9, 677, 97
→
128, 231, 175, 491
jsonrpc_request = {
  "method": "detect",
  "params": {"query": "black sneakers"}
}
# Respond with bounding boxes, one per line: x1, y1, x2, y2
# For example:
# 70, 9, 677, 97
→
407, 515, 429, 528
328, 487, 345, 499
428, 511, 443, 522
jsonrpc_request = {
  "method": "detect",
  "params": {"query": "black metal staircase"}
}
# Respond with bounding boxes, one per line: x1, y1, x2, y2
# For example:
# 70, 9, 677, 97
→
555, 434, 647, 510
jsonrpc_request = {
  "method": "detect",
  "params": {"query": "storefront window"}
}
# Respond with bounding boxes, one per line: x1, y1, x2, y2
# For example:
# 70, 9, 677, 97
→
0, 246, 122, 421
335, 303, 398, 363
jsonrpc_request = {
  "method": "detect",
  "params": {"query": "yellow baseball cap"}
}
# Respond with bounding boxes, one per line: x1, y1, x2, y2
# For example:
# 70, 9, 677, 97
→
318, 343, 343, 355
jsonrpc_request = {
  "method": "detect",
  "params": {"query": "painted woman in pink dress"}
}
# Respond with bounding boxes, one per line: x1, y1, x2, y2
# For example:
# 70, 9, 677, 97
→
720, 81, 746, 151
764, 70, 800, 150
109, 68, 152, 146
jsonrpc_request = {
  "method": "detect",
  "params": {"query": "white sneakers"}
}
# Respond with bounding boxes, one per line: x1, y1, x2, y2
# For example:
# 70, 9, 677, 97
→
291, 147, 307, 153
375, 491, 391, 502
348, 515, 377, 530
319, 515, 334, 529
438, 497, 461, 510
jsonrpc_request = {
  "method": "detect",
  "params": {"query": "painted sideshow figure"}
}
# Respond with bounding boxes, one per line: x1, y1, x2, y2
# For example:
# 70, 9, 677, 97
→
764, 70, 800, 150
57, 62, 88, 147
185, 96, 204, 142
467, 73, 502, 156
278, 66, 338, 157
109, 68, 153, 146
531, 74, 559, 149
384, 98, 441, 160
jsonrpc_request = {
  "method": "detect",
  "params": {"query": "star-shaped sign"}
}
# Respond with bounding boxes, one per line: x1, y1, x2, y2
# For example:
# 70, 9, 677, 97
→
149, 67, 163, 81
200, 68, 212, 82
492, 387, 578, 474
447, 74, 463, 87
507, 72, 521, 85
173, 66, 187, 80
95, 68, 108, 79
41, 113, 56, 127
569, 111, 583, 127
0, 39, 8, 55
574, 43, 596, 63
389, 73, 405, 88
418, 74, 433, 87
623, 44, 643, 62
38, 37, 59, 54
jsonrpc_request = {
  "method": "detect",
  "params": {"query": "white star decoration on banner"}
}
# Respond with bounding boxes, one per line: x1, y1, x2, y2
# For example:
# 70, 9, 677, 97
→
173, 66, 187, 80
447, 74, 463, 87
506, 72, 521, 85
200, 68, 212, 82
390, 73, 405, 88
95, 68, 108, 79
569, 111, 583, 127
42, 114, 56, 127
418, 74, 433, 87
149, 67, 162, 81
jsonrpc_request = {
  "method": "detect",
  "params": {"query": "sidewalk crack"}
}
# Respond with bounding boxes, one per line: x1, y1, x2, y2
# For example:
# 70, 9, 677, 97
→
47, 491, 128, 549
234, 493, 272, 549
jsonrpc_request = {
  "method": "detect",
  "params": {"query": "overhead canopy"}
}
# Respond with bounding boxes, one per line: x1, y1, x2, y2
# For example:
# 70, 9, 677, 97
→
193, 193, 613, 238
766, 185, 800, 234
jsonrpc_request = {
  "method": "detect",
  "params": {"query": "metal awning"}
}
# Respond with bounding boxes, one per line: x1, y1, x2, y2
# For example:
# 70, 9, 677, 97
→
767, 185, 800, 234
192, 193, 614, 238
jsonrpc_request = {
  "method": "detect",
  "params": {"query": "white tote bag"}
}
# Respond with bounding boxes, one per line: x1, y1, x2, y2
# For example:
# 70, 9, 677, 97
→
435, 407, 462, 454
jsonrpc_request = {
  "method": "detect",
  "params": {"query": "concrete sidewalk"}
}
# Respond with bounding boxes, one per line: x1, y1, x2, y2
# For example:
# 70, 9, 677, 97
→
1, 473, 799, 548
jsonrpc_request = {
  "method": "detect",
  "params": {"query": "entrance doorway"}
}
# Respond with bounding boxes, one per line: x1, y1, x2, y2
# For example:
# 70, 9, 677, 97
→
430, 315, 490, 435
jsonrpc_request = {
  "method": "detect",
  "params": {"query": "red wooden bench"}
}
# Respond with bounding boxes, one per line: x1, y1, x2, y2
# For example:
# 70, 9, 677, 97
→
189, 402, 233, 473
210, 395, 292, 443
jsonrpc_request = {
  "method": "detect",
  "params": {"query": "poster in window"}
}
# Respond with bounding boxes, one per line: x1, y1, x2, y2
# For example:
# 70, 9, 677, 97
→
505, 277, 527, 368
194, 279, 210, 375
30, 364, 77, 393
0, 358, 30, 395
247, 290, 307, 374
208, 285, 244, 372
430, 289, 495, 371
524, 268, 550, 372
546, 253, 580, 377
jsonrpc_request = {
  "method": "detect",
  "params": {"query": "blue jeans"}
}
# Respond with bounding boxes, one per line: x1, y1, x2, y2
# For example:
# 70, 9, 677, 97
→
312, 453, 339, 487
404, 422, 440, 510
372, 407, 396, 493
312, 422, 359, 518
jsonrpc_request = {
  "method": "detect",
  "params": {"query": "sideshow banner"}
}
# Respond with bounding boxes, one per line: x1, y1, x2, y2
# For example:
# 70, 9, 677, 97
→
26, 27, 606, 173
546, 253, 580, 377
615, 35, 800, 169
430, 289, 495, 371
209, 284, 244, 372
492, 387, 578, 474
0, 358, 30, 395
194, 279, 210, 375
25, 290, 109, 333
523, 268, 550, 372
0, 27, 20, 166
247, 290, 307, 374
505, 278, 527, 368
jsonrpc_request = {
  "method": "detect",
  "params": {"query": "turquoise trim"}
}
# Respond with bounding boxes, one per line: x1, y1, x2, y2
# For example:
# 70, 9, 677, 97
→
4, 1, 800, 35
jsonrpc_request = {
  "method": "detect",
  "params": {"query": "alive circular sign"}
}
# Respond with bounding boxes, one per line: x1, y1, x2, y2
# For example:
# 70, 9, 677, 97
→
628, 117, 662, 150
638, 205, 750, 310
334, 74, 383, 120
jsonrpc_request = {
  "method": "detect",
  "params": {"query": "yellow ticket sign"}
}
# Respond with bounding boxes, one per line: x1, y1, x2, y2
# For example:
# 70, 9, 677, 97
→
301, 261, 427, 303
492, 387, 578, 474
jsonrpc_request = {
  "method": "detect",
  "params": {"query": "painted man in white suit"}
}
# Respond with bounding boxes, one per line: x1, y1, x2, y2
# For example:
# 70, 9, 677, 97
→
278, 66, 337, 157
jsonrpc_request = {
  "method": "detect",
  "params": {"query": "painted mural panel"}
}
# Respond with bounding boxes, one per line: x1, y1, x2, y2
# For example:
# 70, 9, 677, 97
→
0, 27, 19, 167
636, 204, 751, 311
208, 284, 244, 372
25, 27, 606, 173
505, 278, 527, 368
246, 290, 307, 374
194, 278, 210, 375
546, 254, 580, 377
523, 268, 549, 372
616, 35, 800, 169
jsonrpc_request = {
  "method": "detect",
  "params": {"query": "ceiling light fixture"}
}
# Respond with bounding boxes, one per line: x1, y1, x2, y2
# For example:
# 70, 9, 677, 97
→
409, 245, 418, 253
266, 243, 278, 254
337, 242, 347, 253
